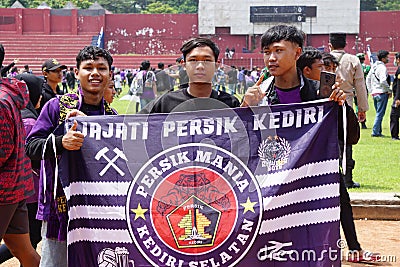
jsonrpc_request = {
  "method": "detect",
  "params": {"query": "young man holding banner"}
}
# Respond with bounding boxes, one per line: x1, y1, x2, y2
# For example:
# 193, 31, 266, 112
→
243, 24, 378, 264
25, 46, 117, 267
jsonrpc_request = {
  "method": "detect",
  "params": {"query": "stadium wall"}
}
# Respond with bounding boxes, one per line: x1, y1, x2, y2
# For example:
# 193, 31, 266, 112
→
0, 8, 399, 54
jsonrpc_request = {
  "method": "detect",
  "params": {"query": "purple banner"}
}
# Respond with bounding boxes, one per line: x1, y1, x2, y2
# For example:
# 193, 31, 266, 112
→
60, 100, 341, 267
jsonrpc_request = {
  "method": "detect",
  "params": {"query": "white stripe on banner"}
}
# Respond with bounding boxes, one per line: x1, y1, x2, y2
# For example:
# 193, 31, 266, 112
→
68, 228, 132, 245
256, 159, 339, 188
69, 205, 125, 221
263, 183, 340, 211
64, 182, 131, 200
259, 206, 340, 234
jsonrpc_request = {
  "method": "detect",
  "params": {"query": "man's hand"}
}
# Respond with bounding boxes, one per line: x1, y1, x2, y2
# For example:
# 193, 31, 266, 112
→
241, 85, 265, 107
329, 82, 346, 105
358, 111, 366, 122
62, 120, 84, 151
66, 109, 86, 120
395, 99, 400, 108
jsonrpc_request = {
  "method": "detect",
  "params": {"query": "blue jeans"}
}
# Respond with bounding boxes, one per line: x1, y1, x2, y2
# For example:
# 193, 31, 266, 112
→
39, 222, 67, 267
372, 93, 389, 136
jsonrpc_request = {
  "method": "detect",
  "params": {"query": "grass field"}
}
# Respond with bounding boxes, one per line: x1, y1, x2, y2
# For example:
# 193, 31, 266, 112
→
109, 86, 400, 193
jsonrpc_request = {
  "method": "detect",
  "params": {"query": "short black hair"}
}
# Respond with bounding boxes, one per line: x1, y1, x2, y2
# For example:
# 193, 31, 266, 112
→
76, 46, 113, 70
261, 25, 304, 50
297, 47, 322, 72
396, 52, 400, 60
180, 37, 220, 62
329, 33, 347, 49
322, 52, 340, 68
140, 60, 150, 71
0, 44, 4, 67
158, 62, 164, 69
377, 50, 389, 61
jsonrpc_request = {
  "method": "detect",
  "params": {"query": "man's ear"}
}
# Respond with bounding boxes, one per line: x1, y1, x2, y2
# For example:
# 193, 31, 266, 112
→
74, 68, 79, 76
295, 47, 302, 61
303, 66, 311, 77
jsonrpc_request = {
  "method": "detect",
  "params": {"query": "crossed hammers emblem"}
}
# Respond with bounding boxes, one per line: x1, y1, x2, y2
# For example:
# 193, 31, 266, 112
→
95, 147, 128, 177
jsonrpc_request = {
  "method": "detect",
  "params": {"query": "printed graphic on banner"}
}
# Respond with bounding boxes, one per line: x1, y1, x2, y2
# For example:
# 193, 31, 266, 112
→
60, 100, 341, 267
126, 143, 262, 266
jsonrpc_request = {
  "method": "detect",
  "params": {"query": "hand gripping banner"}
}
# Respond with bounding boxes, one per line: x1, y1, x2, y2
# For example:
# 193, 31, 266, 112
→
60, 100, 341, 267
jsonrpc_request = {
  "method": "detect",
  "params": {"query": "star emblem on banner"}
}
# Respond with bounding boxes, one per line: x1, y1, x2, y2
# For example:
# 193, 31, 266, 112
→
131, 203, 148, 221
240, 197, 257, 214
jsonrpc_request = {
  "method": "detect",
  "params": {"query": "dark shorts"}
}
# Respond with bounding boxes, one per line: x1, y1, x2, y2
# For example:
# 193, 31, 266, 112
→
0, 200, 29, 240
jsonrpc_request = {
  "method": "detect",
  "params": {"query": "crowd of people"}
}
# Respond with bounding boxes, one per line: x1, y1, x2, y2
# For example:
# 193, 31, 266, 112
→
2, 23, 398, 266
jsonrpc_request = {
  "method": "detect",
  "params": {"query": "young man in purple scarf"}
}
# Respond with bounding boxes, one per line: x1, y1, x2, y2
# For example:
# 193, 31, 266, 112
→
26, 46, 117, 267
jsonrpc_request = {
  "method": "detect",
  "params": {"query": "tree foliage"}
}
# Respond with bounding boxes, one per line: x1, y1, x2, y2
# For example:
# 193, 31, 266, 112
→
141, 3, 178, 14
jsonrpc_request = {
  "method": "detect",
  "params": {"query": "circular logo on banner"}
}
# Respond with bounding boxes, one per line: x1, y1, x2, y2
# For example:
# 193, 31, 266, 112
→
126, 143, 262, 266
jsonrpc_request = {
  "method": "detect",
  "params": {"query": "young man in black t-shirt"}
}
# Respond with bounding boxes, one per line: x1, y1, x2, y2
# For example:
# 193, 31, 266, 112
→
140, 37, 240, 114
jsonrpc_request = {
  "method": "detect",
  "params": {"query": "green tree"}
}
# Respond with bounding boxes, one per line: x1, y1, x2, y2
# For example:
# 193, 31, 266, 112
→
28, 0, 93, 9
141, 2, 177, 14
97, 0, 138, 14
376, 0, 400, 10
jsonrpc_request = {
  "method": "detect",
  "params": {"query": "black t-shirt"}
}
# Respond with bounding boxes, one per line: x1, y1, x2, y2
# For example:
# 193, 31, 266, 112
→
139, 88, 241, 114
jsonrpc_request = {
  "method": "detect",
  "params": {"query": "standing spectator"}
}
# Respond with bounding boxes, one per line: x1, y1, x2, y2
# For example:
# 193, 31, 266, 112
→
329, 33, 369, 189
390, 52, 400, 140
61, 69, 67, 95
136, 60, 157, 110
126, 69, 134, 88
22, 64, 33, 74
168, 57, 189, 89
154, 62, 172, 94
356, 53, 371, 129
230, 47, 235, 58
114, 70, 122, 97
227, 65, 238, 95
26, 46, 116, 267
214, 65, 227, 92
366, 50, 391, 138
237, 66, 246, 94
0, 44, 41, 267
0, 73, 44, 265
120, 69, 126, 88
66, 67, 76, 92
39, 58, 67, 113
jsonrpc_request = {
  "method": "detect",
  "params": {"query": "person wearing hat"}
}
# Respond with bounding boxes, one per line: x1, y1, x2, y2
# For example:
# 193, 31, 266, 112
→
329, 32, 369, 189
39, 58, 67, 113
356, 53, 371, 129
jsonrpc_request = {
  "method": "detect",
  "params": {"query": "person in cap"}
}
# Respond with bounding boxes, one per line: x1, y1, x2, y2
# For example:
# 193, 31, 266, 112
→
329, 32, 369, 189
39, 58, 67, 113
356, 53, 371, 129
0, 73, 43, 265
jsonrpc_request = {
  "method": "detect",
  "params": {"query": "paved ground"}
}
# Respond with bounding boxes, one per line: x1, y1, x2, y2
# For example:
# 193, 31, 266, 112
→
1, 220, 399, 266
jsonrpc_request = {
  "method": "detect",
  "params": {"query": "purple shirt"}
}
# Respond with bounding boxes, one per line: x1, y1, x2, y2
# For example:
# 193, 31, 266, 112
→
275, 85, 302, 104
